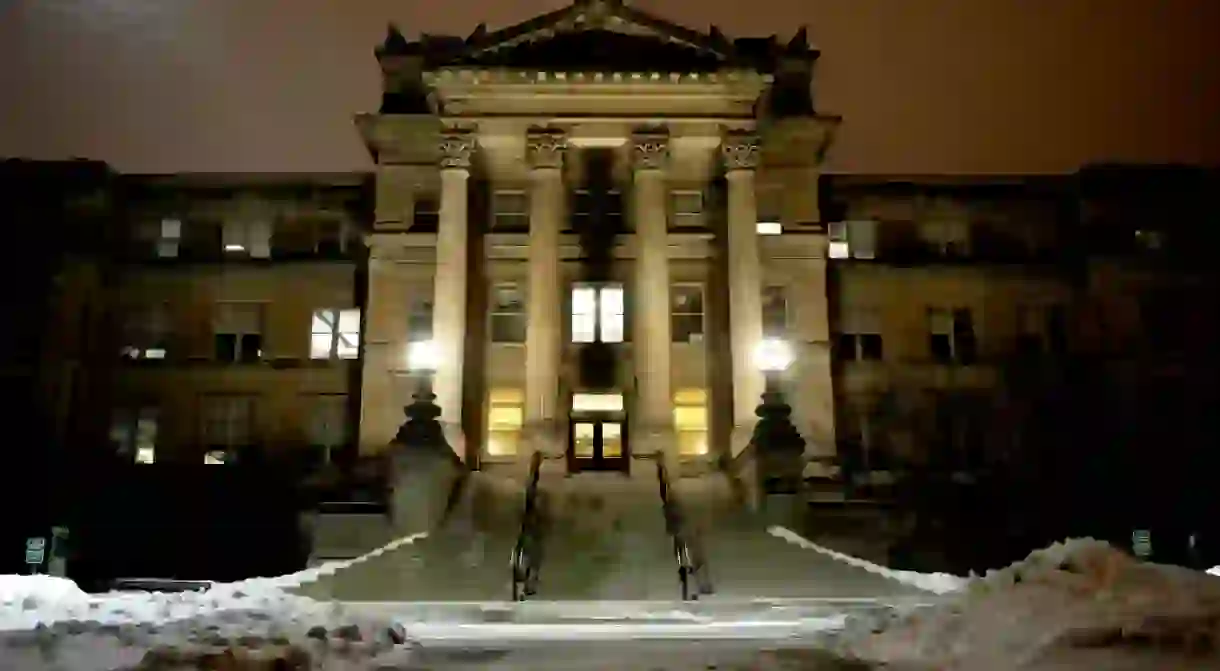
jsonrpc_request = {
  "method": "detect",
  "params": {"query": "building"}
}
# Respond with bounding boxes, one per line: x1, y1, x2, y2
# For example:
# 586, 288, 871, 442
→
96, 1, 1216, 497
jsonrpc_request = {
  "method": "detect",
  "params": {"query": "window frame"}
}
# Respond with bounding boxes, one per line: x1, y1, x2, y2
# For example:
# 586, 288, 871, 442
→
670, 283, 706, 343
200, 395, 257, 458
571, 283, 626, 344
491, 189, 530, 232
927, 307, 977, 364
214, 302, 266, 364
490, 283, 527, 344
762, 285, 788, 337
485, 389, 525, 458
835, 307, 884, 362
310, 308, 361, 360
669, 190, 705, 230
406, 292, 434, 343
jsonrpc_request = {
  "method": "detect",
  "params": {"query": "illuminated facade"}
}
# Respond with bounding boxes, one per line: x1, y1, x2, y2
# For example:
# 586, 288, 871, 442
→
99, 1, 1216, 487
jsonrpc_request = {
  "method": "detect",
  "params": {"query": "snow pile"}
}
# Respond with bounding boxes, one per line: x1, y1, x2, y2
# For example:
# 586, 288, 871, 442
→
840, 538, 1220, 670
769, 525, 968, 595
0, 532, 430, 670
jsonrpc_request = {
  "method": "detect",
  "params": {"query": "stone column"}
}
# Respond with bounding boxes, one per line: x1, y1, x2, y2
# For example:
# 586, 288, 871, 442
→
723, 130, 765, 457
524, 129, 567, 459
631, 130, 675, 467
432, 129, 475, 455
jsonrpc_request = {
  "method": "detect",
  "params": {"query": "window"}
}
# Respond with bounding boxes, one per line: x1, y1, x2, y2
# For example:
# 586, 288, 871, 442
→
490, 284, 526, 343
762, 286, 788, 337
156, 218, 181, 258
306, 395, 347, 464
311, 308, 361, 360
1017, 304, 1068, 356
571, 284, 625, 343
828, 221, 877, 260
120, 303, 170, 361
928, 308, 977, 364
407, 293, 434, 342
922, 220, 970, 257
222, 220, 272, 258
412, 195, 439, 231
214, 303, 264, 364
756, 221, 783, 235
671, 284, 705, 343
201, 396, 256, 462
271, 218, 346, 258
492, 190, 529, 231
572, 189, 625, 231
179, 219, 224, 260
673, 389, 709, 456
110, 407, 158, 464
835, 308, 883, 362
669, 191, 705, 230
486, 389, 524, 457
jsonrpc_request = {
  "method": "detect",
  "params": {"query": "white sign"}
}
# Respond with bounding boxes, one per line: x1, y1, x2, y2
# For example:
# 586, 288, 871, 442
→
25, 537, 46, 565
1132, 530, 1152, 558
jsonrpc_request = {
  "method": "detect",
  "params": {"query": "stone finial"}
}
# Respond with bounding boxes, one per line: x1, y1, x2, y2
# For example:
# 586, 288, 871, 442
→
722, 130, 760, 172
527, 129, 568, 171
631, 129, 670, 171
438, 129, 475, 170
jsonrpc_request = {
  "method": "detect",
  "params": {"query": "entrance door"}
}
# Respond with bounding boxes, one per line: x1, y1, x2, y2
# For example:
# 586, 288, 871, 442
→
568, 419, 628, 472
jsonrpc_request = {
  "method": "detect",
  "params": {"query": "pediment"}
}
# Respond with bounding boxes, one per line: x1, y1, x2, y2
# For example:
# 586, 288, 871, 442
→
378, 0, 816, 74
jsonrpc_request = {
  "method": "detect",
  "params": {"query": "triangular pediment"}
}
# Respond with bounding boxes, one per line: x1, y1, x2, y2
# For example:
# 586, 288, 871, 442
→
378, 0, 816, 74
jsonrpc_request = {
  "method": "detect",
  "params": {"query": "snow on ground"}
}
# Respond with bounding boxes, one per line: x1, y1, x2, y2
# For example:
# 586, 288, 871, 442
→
7, 527, 1220, 669
835, 538, 1220, 670
769, 525, 969, 595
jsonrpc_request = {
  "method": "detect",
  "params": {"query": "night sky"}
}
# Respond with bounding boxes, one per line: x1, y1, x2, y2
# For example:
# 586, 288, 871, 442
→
1, 0, 1216, 175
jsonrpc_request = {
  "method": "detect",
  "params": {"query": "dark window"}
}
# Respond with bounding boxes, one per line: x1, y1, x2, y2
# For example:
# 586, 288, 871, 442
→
214, 334, 237, 363
953, 309, 977, 364
413, 196, 439, 232
859, 334, 884, 361
929, 333, 952, 363
239, 334, 263, 363
835, 333, 858, 362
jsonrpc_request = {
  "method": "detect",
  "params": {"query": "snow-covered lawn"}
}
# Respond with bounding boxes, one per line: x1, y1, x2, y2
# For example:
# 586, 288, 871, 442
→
4, 529, 1220, 669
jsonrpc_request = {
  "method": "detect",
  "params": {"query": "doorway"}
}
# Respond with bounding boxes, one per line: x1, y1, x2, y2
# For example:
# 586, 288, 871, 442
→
568, 419, 629, 472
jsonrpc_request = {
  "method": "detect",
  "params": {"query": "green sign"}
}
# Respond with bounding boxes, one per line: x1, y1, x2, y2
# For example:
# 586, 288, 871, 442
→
25, 537, 46, 565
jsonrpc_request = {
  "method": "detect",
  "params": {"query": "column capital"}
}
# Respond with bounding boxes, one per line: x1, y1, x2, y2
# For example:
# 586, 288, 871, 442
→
722, 130, 760, 172
438, 129, 475, 171
631, 129, 670, 172
526, 128, 568, 171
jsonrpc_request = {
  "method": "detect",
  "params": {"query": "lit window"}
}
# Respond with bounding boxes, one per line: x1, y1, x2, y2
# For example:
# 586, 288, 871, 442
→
490, 284, 526, 343
670, 191, 704, 230
572, 393, 624, 413
157, 218, 181, 258
671, 284, 704, 343
572, 284, 625, 343
673, 389, 708, 456
756, 221, 783, 235
222, 220, 272, 258
201, 396, 255, 458
214, 303, 265, 364
486, 389, 524, 457
828, 221, 877, 259
110, 407, 159, 464
311, 308, 361, 360
492, 190, 530, 231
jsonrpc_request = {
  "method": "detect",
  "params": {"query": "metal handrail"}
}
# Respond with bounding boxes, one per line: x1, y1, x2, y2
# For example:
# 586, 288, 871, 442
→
510, 451, 544, 601
657, 460, 712, 600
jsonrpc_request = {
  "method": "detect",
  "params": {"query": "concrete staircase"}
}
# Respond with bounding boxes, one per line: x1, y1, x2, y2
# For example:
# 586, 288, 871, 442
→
674, 473, 931, 601
293, 472, 524, 602
529, 474, 686, 601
